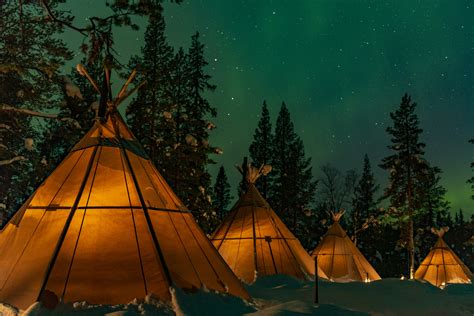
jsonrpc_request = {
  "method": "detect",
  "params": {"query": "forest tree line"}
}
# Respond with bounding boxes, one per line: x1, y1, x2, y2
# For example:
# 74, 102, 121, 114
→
0, 1, 472, 278
214, 98, 474, 278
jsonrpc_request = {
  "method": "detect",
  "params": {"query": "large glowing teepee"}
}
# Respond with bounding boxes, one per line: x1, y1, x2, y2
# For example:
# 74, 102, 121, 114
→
310, 212, 381, 282
415, 227, 472, 288
0, 66, 249, 309
210, 164, 327, 283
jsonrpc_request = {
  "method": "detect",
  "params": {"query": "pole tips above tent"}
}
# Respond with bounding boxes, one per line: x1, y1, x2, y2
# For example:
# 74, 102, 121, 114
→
431, 226, 449, 238
75, 63, 146, 120
331, 210, 345, 222
235, 162, 272, 184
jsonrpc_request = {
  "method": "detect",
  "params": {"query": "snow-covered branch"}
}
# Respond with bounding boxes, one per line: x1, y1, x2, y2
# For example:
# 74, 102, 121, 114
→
1, 104, 81, 128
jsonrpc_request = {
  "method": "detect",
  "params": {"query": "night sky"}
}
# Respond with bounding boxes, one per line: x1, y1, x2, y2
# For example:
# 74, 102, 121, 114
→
62, 1, 473, 214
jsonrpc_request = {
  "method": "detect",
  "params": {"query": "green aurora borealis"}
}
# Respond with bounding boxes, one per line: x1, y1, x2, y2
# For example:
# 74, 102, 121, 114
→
62, 0, 473, 214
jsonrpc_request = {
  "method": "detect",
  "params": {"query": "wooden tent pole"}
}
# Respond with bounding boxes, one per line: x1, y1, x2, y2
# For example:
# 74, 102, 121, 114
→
114, 117, 174, 289
36, 146, 100, 304
314, 255, 319, 304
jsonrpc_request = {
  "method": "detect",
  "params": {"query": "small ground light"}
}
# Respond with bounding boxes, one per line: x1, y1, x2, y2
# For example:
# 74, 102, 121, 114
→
400, 276, 405, 280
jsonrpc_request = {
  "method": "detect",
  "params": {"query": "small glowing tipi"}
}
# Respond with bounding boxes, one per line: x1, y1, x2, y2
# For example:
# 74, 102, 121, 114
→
0, 66, 249, 309
415, 227, 472, 288
210, 164, 327, 283
311, 211, 381, 282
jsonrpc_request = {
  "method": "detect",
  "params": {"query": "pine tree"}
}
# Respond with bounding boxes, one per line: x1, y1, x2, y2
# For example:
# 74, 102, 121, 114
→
213, 166, 232, 221
127, 26, 218, 232
161, 47, 189, 189
249, 101, 273, 198
351, 155, 379, 247
0, 1, 71, 225
271, 103, 296, 218
180, 32, 218, 231
380, 93, 429, 279
271, 102, 317, 234
126, 15, 173, 163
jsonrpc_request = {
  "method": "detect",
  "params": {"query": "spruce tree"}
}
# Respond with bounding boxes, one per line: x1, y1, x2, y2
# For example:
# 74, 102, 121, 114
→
127, 26, 218, 232
213, 166, 232, 220
416, 165, 450, 259
0, 1, 71, 224
126, 15, 173, 162
161, 47, 189, 189
287, 137, 317, 232
271, 103, 295, 218
181, 32, 218, 231
468, 139, 474, 200
380, 93, 429, 279
249, 101, 273, 198
271, 102, 316, 234
351, 155, 379, 248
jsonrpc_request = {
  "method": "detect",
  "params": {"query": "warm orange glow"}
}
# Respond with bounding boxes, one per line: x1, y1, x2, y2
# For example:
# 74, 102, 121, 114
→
210, 184, 327, 283
0, 111, 250, 310
414, 237, 472, 288
310, 217, 382, 283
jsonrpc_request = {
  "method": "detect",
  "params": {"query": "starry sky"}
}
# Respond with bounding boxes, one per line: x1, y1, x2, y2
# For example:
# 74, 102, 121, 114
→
62, 0, 473, 214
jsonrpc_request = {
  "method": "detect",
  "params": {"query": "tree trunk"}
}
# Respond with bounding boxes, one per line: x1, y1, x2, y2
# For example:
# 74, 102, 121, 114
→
408, 218, 415, 279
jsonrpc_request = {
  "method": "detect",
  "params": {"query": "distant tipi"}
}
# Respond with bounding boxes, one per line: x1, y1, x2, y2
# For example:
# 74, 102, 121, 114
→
311, 211, 381, 282
415, 227, 472, 288
0, 66, 249, 309
210, 164, 327, 283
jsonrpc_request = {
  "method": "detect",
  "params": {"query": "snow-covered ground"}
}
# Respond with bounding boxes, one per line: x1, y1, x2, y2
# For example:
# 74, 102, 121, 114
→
1, 276, 473, 315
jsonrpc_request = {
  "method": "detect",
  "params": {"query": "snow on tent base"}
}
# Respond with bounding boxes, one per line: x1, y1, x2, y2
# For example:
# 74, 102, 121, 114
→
0, 76, 249, 309
1, 275, 473, 315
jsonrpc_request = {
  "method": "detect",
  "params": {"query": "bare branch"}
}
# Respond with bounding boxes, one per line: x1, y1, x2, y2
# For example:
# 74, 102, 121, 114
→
40, 0, 89, 36
0, 156, 26, 166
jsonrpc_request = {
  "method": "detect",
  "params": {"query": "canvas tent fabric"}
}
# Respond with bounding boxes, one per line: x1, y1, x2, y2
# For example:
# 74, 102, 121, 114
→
210, 180, 326, 283
415, 236, 472, 288
0, 110, 249, 310
310, 214, 381, 282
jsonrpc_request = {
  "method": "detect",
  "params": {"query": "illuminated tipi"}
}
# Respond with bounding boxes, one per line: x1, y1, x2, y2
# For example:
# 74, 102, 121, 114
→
415, 227, 472, 288
311, 211, 381, 282
0, 66, 249, 309
210, 164, 327, 283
